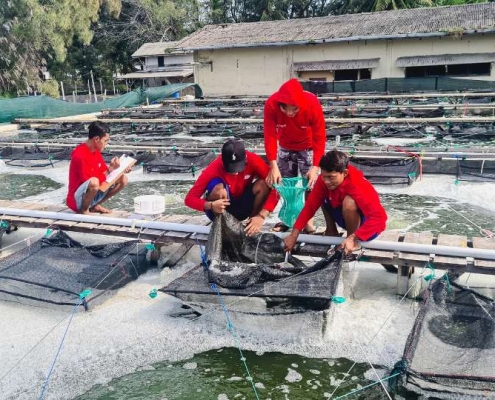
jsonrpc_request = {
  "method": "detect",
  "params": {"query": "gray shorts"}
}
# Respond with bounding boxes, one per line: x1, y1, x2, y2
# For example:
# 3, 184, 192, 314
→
74, 179, 109, 211
278, 148, 313, 178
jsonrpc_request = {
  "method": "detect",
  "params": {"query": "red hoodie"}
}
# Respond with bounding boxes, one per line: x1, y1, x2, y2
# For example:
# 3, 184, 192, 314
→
184, 151, 279, 213
264, 79, 326, 166
294, 165, 387, 241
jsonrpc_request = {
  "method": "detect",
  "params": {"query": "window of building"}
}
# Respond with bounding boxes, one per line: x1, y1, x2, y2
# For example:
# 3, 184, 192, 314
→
334, 68, 371, 81
406, 63, 491, 78
309, 77, 327, 82
158, 56, 165, 67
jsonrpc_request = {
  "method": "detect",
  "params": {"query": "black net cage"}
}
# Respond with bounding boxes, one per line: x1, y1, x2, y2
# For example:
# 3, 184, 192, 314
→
143, 151, 216, 174
350, 157, 420, 186
391, 274, 495, 399
161, 213, 344, 311
456, 159, 495, 182
0, 230, 148, 309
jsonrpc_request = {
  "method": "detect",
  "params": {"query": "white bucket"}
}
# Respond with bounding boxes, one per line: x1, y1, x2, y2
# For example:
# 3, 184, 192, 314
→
134, 195, 165, 215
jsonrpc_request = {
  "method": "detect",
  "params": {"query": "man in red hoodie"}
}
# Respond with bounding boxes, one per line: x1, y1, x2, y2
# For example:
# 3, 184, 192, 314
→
284, 150, 387, 254
66, 121, 131, 214
264, 78, 326, 231
184, 139, 278, 236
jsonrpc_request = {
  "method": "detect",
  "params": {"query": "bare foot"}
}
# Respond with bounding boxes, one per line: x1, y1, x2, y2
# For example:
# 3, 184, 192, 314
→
89, 204, 112, 214
80, 209, 94, 215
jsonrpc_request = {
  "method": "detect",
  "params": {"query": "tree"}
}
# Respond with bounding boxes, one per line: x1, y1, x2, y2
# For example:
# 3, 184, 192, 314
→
0, 0, 122, 94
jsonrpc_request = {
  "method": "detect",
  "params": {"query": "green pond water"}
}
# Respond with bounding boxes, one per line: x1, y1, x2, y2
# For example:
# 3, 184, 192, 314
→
0, 174, 62, 200
76, 348, 411, 400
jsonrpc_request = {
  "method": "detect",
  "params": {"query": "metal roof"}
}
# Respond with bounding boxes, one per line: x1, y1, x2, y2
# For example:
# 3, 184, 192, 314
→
176, 3, 495, 50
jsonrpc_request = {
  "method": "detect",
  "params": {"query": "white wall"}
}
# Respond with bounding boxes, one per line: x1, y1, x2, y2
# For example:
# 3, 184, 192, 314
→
194, 34, 495, 96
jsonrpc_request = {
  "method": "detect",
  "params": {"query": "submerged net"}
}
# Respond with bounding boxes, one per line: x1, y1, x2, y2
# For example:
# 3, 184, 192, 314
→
456, 159, 495, 182
1, 146, 71, 167
143, 151, 216, 174
161, 212, 343, 310
392, 275, 495, 399
273, 177, 308, 228
0, 230, 147, 309
350, 157, 420, 185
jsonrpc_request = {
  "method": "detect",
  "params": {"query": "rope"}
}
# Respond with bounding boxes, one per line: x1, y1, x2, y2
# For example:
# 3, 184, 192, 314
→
38, 295, 85, 399
194, 233, 260, 400
328, 266, 430, 398
333, 373, 400, 400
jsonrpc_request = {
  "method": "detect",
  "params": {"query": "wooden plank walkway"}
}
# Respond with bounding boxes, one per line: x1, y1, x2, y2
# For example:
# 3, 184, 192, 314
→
1, 201, 494, 296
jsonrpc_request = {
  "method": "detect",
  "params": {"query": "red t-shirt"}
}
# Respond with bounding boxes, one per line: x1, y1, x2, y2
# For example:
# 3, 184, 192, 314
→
294, 166, 387, 241
264, 79, 326, 166
66, 143, 107, 211
184, 151, 279, 212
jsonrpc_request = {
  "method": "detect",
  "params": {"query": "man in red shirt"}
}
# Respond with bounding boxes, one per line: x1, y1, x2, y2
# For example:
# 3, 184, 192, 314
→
66, 121, 130, 214
184, 139, 278, 236
284, 150, 387, 254
264, 78, 326, 232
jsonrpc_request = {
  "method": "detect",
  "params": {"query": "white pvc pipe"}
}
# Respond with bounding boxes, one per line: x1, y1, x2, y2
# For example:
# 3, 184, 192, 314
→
2, 207, 495, 261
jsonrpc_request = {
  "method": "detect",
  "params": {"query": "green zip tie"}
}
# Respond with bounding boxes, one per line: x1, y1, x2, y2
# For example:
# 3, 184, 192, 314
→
331, 296, 346, 304
149, 288, 157, 299
45, 228, 53, 237
358, 255, 370, 262
79, 289, 92, 299
145, 243, 155, 251
454, 179, 460, 186
443, 274, 453, 293
424, 262, 435, 281
0, 220, 8, 230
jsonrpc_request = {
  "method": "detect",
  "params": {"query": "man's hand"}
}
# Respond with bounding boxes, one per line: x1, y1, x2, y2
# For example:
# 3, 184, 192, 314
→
211, 199, 230, 214
305, 166, 319, 189
244, 215, 264, 236
266, 164, 282, 187
108, 157, 120, 173
124, 165, 133, 173
339, 233, 360, 255
284, 230, 300, 252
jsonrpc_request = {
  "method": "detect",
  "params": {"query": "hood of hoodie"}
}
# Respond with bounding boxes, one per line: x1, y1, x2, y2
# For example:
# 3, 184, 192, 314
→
273, 79, 307, 109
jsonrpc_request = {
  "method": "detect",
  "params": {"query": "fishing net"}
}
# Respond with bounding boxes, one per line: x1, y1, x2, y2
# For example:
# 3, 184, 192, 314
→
142, 150, 216, 174
161, 212, 343, 311
1, 146, 71, 167
349, 157, 420, 186
456, 159, 495, 182
273, 177, 308, 228
392, 274, 495, 399
0, 230, 147, 309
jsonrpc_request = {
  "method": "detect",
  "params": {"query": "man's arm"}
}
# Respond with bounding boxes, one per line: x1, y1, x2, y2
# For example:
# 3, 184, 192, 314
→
285, 178, 327, 251
310, 97, 327, 168
184, 168, 213, 212
264, 100, 282, 186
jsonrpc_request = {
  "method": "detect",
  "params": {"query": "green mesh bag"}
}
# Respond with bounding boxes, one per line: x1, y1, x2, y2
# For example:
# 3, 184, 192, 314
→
273, 177, 308, 227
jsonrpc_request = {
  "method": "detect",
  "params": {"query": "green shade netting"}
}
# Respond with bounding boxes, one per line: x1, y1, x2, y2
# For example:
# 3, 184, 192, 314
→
0, 83, 203, 123
273, 177, 308, 227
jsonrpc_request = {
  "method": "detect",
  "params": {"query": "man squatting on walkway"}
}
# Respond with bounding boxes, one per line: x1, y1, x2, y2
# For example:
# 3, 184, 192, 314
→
284, 150, 387, 255
66, 121, 131, 214
184, 138, 279, 236
264, 78, 326, 232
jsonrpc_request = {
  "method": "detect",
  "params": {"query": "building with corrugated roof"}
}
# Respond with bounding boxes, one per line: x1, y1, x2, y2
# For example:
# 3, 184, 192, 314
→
172, 3, 495, 96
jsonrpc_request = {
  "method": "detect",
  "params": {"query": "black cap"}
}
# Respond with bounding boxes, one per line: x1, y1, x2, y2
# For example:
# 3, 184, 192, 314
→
222, 139, 246, 173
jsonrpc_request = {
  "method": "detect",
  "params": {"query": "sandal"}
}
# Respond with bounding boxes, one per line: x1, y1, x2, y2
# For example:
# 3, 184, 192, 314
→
270, 222, 289, 232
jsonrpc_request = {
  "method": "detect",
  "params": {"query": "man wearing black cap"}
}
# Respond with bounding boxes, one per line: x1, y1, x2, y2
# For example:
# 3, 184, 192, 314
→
184, 139, 279, 236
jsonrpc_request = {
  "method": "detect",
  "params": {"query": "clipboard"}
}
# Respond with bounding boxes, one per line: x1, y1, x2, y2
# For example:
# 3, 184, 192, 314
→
99, 154, 136, 192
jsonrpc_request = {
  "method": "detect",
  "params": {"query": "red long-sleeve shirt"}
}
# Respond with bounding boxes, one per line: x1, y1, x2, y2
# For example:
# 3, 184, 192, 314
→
184, 151, 279, 212
294, 166, 387, 241
264, 79, 326, 166
66, 143, 107, 212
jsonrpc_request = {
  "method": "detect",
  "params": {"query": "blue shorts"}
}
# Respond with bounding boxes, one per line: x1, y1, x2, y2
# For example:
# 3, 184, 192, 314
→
74, 179, 110, 211
322, 199, 378, 240
205, 178, 255, 221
